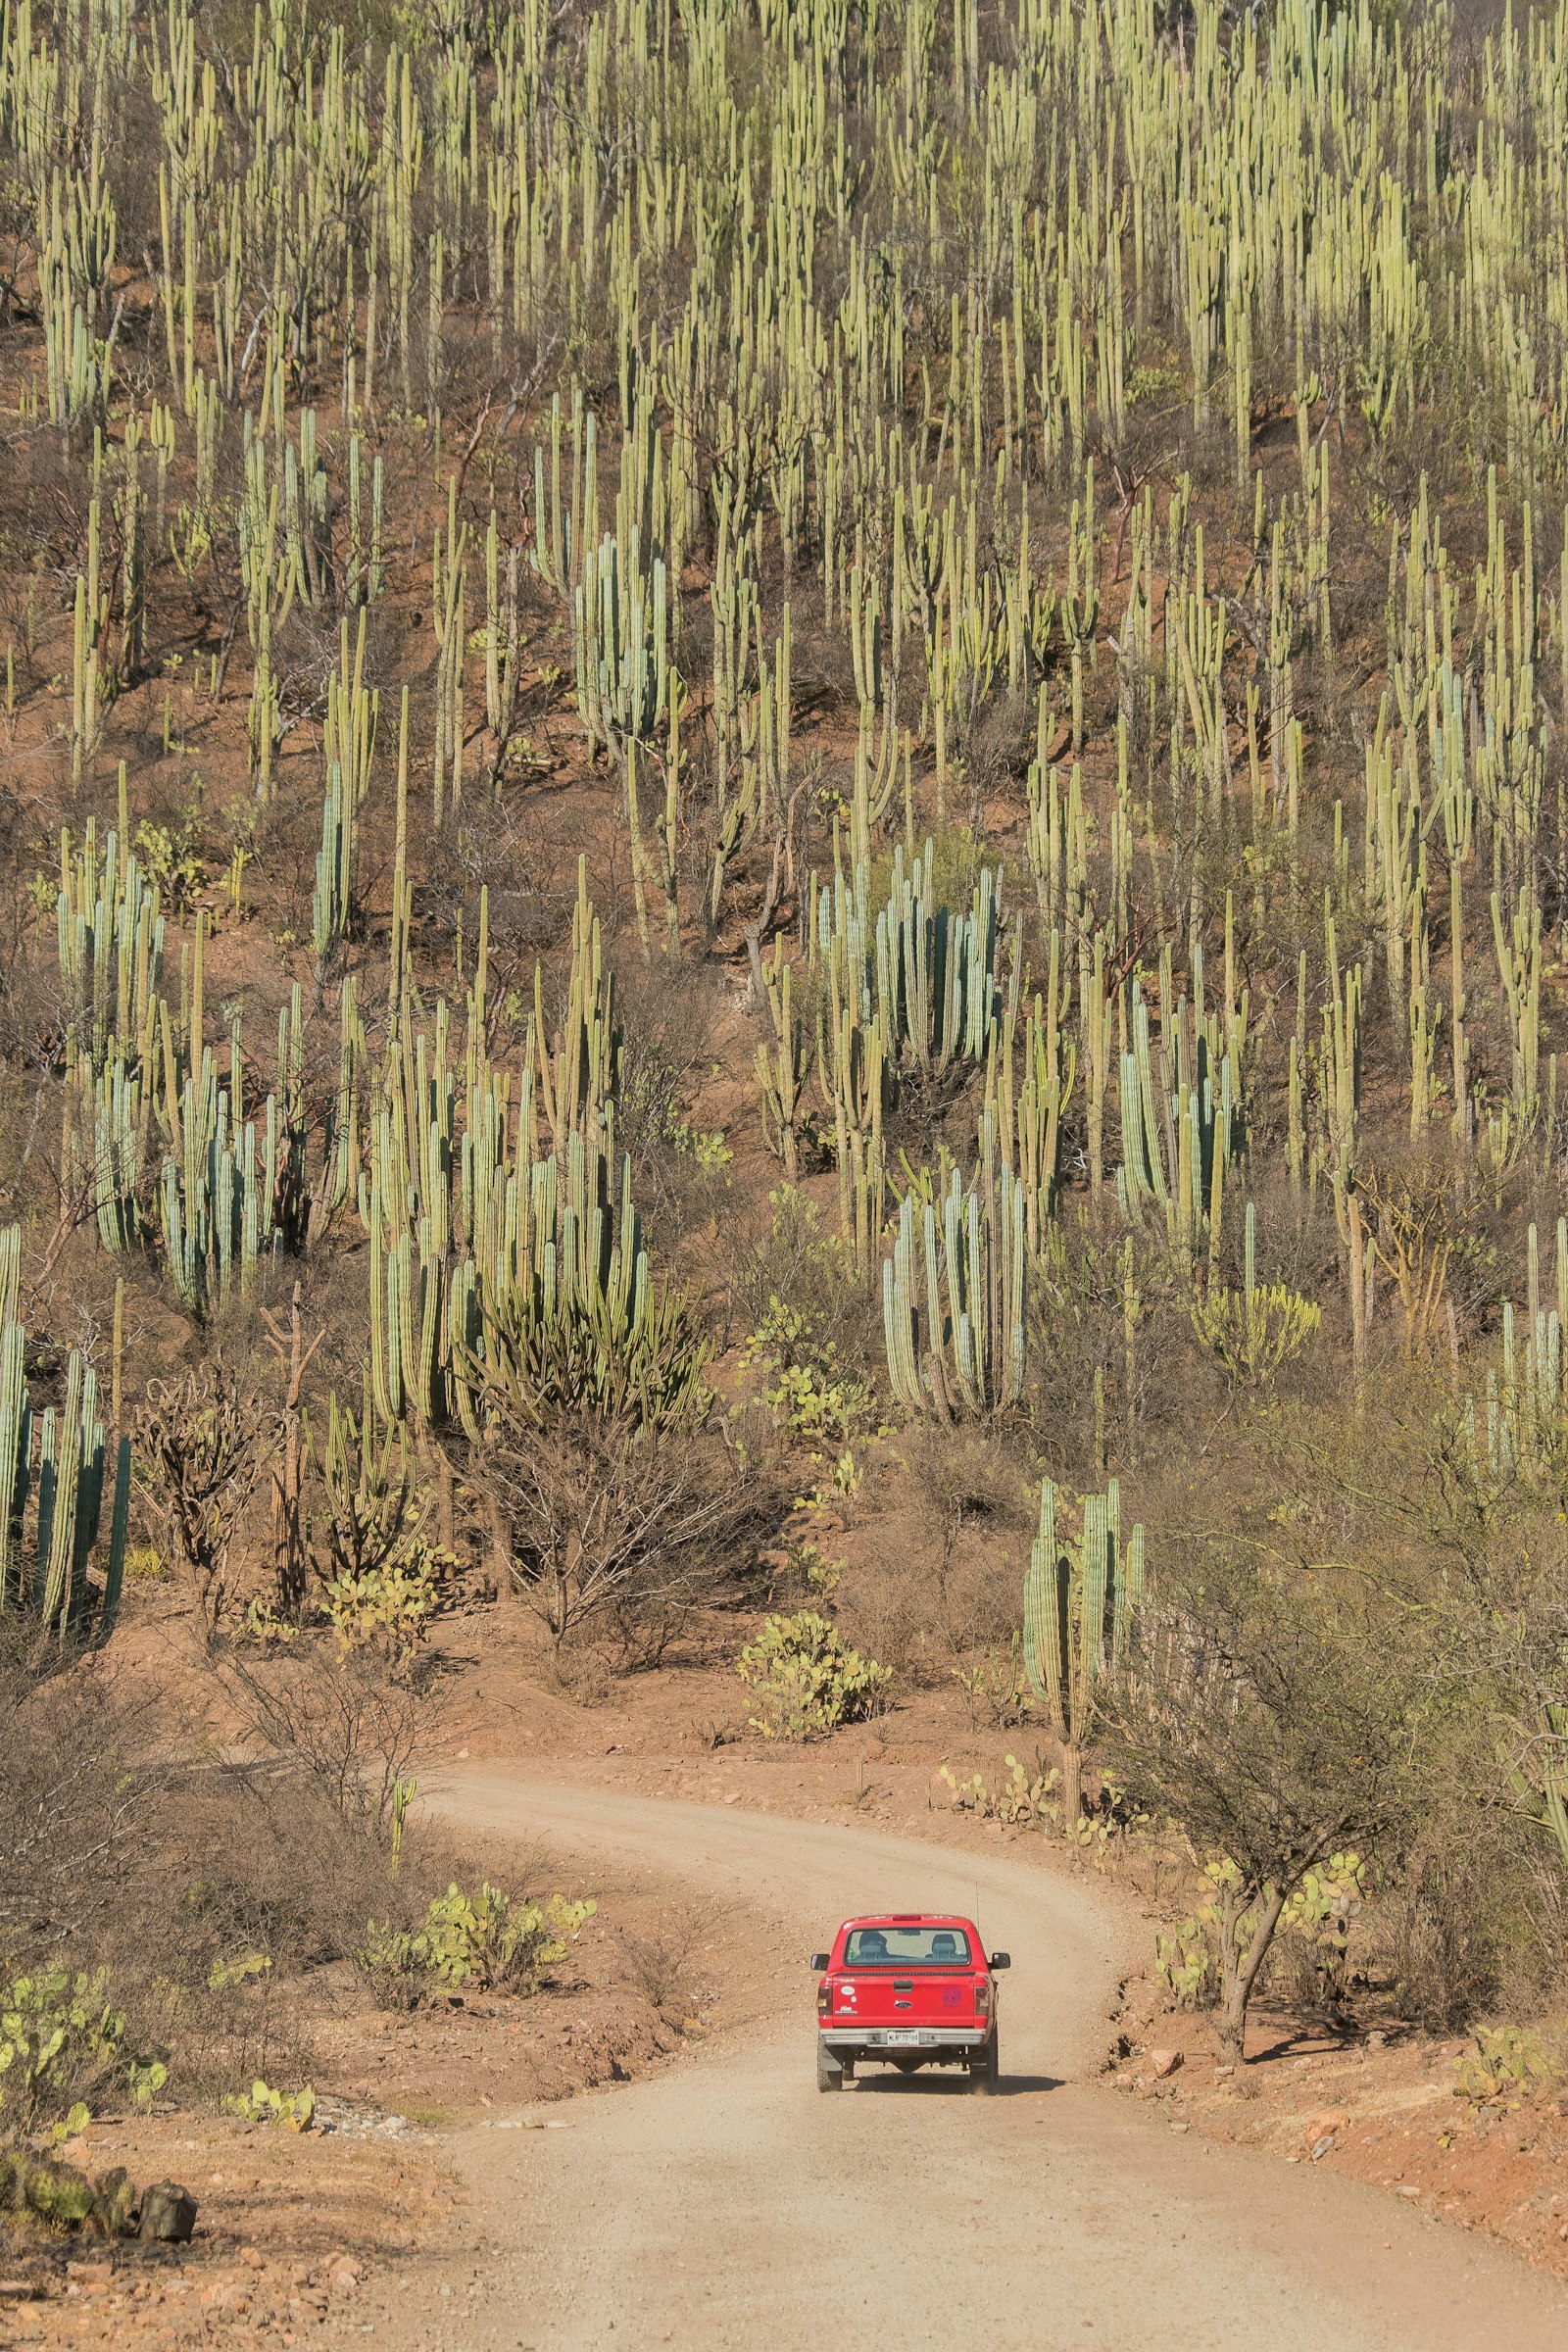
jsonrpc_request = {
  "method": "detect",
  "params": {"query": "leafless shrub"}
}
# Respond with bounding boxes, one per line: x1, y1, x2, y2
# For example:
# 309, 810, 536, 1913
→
618, 1916, 704, 2019
220, 1642, 442, 1843
137, 1369, 274, 1636
0, 1633, 165, 1956
471, 1397, 775, 1652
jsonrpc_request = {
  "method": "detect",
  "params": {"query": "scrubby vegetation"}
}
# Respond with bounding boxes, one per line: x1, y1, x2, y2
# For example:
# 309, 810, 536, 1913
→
5, 0, 1568, 2174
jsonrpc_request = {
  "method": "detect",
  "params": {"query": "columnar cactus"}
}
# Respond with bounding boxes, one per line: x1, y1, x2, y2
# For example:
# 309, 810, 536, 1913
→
0, 1225, 128, 1636
1022, 1478, 1145, 1829
57, 819, 165, 1079
882, 1157, 1026, 1420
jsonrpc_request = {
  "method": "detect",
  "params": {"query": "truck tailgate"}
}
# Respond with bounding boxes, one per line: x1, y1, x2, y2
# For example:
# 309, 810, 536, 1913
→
832, 1971, 977, 2029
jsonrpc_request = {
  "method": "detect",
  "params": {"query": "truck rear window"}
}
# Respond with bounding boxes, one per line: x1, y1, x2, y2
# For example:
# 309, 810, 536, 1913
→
843, 1927, 972, 1967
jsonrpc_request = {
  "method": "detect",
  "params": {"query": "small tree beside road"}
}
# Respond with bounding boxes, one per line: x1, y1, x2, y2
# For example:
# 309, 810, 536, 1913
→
1100, 1544, 1414, 2063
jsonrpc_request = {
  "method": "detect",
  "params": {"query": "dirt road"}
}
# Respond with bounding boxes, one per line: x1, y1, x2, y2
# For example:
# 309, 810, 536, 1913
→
370, 1775, 1567, 2351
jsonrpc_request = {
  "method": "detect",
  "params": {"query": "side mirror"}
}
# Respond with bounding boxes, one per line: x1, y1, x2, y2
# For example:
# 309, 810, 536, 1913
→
989, 1951, 1011, 1971
808, 1952, 831, 1972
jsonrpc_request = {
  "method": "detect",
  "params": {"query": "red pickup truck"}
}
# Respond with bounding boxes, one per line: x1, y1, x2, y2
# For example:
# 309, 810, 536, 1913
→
809, 1913, 1009, 2092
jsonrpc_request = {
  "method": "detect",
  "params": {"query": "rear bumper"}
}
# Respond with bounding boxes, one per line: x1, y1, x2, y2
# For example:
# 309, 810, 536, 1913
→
820, 2027, 988, 2054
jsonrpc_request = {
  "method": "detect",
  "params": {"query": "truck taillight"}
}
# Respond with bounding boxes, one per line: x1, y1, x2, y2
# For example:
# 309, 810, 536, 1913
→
974, 1980, 991, 2018
817, 1981, 833, 2017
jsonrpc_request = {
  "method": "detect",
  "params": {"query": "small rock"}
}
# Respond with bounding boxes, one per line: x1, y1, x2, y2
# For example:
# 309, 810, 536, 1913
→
1366, 2030, 1389, 2050
64, 2262, 113, 2288
1150, 2049, 1183, 2080
1396, 2183, 1423, 2198
1302, 2110, 1349, 2156
327, 2257, 362, 2297
1310, 2136, 1336, 2162
240, 2246, 265, 2273
139, 2182, 198, 2244
723, 1792, 741, 1805
1168, 2121, 1190, 2133
1214, 2065, 1235, 2080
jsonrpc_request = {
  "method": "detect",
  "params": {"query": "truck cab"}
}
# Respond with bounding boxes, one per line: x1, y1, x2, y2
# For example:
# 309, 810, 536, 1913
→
809, 1913, 1009, 2092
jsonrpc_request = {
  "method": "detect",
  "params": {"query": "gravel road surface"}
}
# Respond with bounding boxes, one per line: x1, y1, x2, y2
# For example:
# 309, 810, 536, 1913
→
368, 1774, 1566, 2351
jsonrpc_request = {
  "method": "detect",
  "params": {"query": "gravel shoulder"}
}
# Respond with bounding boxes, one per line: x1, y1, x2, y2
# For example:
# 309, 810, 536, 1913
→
363, 1773, 1568, 2352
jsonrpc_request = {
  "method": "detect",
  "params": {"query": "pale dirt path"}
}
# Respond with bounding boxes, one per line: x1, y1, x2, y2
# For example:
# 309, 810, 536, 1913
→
367, 1773, 1568, 2352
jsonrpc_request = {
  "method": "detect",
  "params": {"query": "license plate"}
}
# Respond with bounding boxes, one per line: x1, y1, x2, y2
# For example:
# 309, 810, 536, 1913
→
885, 2030, 922, 2046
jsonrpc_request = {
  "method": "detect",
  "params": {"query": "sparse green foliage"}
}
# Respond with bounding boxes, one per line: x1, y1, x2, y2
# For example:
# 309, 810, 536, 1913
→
737, 1611, 890, 1741
742, 1301, 875, 1446
221, 2079, 317, 2131
939, 1753, 1061, 1828
0, 1968, 166, 2140
357, 1886, 596, 2007
1453, 2025, 1563, 2106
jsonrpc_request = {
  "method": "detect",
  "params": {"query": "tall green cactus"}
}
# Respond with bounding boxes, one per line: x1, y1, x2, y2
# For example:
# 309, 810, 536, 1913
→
1022, 1477, 1145, 1829
882, 1156, 1026, 1420
159, 1049, 292, 1318
57, 817, 165, 1079
1117, 979, 1243, 1266
574, 525, 668, 750
74, 1045, 146, 1253
813, 842, 1005, 1261
0, 1225, 128, 1638
451, 1115, 710, 1440
813, 844, 1004, 1102
988, 936, 1077, 1251
312, 760, 355, 963
532, 858, 621, 1152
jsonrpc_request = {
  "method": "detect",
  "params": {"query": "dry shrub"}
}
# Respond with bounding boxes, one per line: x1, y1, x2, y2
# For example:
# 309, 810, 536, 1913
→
834, 1426, 1033, 1685
220, 1640, 442, 1842
618, 1914, 706, 2020
1362, 1813, 1522, 2035
0, 1634, 168, 1957
476, 1401, 778, 1658
0, 1631, 473, 2111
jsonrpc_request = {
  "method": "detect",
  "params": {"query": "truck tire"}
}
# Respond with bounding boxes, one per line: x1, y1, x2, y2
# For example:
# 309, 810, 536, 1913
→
969, 2033, 1000, 2093
817, 2043, 844, 2092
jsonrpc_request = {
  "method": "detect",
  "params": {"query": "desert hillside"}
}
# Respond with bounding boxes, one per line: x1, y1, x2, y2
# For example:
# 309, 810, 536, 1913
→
2, 0, 1568, 2337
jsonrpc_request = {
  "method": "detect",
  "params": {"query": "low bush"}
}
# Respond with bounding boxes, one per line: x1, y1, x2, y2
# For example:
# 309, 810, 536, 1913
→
737, 1610, 890, 1740
356, 1885, 596, 2009
0, 1966, 167, 2140
221, 2079, 318, 2130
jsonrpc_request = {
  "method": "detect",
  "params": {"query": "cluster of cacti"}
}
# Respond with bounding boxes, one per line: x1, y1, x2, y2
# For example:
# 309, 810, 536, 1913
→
58, 815, 164, 1080
882, 1155, 1027, 1421
0, 1228, 129, 1639
1022, 1479, 1145, 1827
1458, 1220, 1568, 1492
159, 1047, 290, 1319
1189, 1204, 1322, 1387
1117, 969, 1246, 1272
451, 1115, 712, 1440
13, 0, 1568, 1739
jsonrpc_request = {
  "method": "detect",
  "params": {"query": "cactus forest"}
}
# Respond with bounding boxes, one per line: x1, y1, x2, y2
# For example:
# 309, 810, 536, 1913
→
4, 0, 1568, 2170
